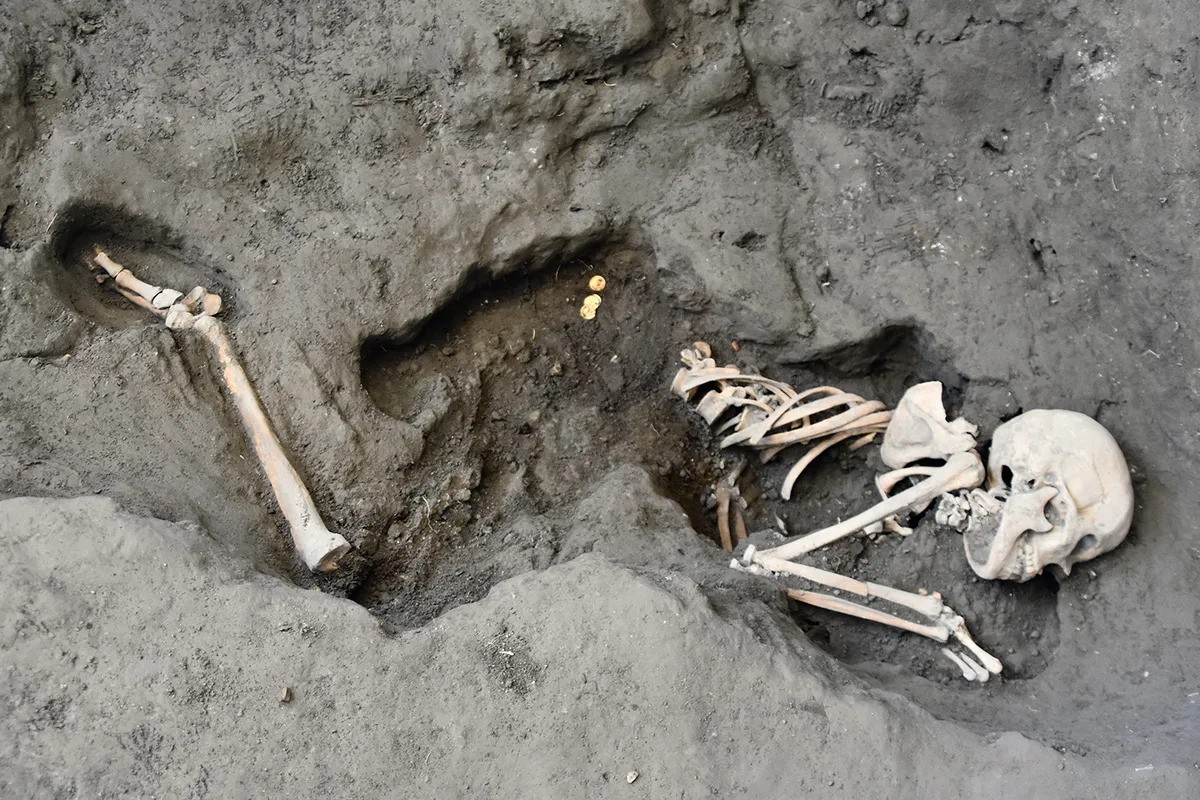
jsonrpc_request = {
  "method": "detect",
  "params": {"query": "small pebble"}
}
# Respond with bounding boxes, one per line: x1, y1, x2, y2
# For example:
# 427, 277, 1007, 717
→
280, 687, 293, 703
626, 771, 639, 784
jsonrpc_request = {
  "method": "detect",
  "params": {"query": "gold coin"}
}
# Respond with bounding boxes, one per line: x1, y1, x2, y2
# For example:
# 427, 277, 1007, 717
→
583, 293, 603, 309
588, 275, 607, 292
579, 304, 596, 320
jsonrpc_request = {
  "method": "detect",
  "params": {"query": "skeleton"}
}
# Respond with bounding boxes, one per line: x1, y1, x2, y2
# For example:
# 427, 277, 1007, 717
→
88, 248, 351, 572
674, 344, 1134, 681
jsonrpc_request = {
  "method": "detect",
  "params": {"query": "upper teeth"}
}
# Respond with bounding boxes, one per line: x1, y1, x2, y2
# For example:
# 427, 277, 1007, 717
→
1021, 541, 1037, 577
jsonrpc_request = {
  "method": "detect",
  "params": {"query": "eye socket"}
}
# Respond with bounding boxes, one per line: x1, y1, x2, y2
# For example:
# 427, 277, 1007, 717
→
1070, 534, 1099, 558
1000, 466, 1014, 488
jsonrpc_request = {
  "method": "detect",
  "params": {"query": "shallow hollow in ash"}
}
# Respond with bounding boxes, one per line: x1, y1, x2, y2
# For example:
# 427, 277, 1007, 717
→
43, 202, 233, 330
356, 242, 729, 627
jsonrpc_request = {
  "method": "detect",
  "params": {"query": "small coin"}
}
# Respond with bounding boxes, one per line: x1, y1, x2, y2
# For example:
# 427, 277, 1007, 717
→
583, 293, 603, 309
588, 275, 607, 291
579, 305, 596, 320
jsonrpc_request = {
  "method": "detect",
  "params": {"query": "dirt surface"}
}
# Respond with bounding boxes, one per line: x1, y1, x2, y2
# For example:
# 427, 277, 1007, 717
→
2, 0, 1199, 796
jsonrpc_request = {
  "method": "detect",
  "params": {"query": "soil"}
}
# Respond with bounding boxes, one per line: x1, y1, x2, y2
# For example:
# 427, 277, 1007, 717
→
2, 0, 1199, 797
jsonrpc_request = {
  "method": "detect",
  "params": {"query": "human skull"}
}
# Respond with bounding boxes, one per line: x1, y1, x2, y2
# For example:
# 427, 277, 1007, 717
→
962, 409, 1134, 582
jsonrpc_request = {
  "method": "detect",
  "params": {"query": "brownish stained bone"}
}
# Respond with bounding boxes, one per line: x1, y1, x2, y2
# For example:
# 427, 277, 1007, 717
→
715, 484, 733, 553
732, 505, 747, 544
88, 249, 350, 573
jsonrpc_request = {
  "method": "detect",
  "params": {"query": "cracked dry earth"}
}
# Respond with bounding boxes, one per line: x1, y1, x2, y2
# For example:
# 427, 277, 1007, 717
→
2, 1, 1198, 797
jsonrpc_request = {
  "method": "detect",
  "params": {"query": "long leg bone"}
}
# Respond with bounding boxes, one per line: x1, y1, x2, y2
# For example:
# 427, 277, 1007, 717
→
93, 250, 182, 309
757, 450, 985, 561
739, 549, 1002, 679
787, 589, 950, 641
90, 250, 351, 572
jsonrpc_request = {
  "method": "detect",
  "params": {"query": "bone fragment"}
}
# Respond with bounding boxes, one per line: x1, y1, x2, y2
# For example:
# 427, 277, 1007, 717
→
780, 430, 862, 500
732, 505, 747, 544
941, 648, 987, 682
759, 450, 985, 561
731, 391, 865, 447
671, 368, 693, 399
732, 401, 887, 449
679, 366, 749, 395
876, 465, 940, 527
847, 432, 877, 452
881, 381, 977, 468
876, 465, 939, 496
696, 390, 731, 424
114, 285, 161, 315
